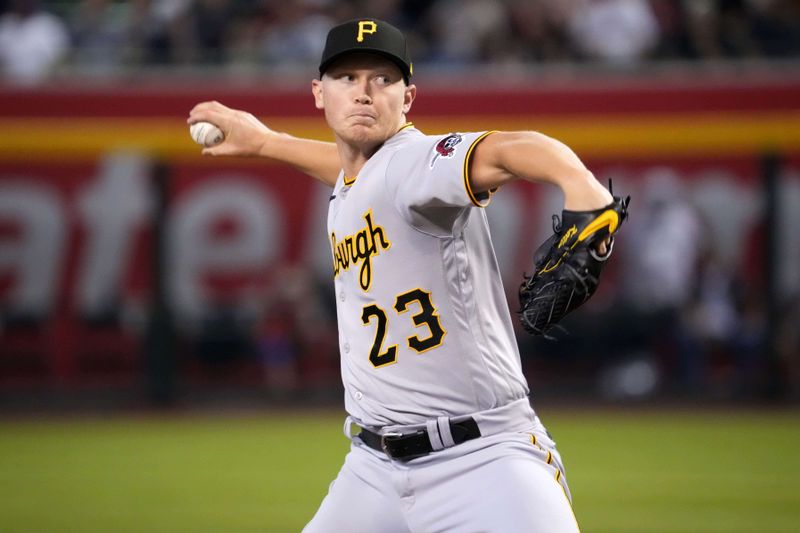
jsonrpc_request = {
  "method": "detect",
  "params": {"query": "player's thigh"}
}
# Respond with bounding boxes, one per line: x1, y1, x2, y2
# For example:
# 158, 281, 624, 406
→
303, 444, 411, 533
409, 437, 579, 533
462, 451, 579, 533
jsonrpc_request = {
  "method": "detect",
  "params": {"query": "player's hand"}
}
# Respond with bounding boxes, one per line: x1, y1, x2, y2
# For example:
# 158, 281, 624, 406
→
187, 101, 273, 157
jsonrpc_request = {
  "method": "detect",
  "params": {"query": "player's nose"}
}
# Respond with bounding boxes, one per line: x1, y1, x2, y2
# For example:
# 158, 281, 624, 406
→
354, 93, 373, 105
353, 77, 373, 104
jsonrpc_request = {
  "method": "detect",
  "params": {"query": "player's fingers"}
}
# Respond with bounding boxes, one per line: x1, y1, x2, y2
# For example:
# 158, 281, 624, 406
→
593, 236, 611, 256
187, 101, 231, 124
188, 101, 214, 119
187, 107, 220, 125
191, 100, 227, 113
202, 143, 236, 157
187, 110, 207, 125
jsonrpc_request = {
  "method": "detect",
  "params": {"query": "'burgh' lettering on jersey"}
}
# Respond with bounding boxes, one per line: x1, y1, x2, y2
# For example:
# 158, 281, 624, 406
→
330, 209, 391, 291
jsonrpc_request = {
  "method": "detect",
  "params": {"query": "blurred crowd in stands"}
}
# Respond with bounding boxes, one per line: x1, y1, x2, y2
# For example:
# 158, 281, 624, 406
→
1, 0, 800, 84
523, 168, 800, 401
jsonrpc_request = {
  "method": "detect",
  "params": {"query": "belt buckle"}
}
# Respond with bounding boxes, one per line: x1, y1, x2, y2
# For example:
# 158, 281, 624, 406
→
380, 432, 403, 456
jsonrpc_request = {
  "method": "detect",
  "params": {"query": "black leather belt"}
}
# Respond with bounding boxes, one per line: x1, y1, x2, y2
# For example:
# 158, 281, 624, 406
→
358, 418, 481, 460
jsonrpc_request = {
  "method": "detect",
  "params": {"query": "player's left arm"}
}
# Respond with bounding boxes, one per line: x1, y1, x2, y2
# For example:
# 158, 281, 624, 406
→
482, 132, 632, 336
469, 131, 613, 211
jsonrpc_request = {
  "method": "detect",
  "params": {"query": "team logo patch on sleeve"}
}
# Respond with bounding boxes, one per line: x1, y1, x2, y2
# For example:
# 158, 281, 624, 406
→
429, 133, 463, 168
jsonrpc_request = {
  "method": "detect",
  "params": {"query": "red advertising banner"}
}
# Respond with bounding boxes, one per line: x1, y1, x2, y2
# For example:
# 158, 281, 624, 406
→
1, 78, 798, 388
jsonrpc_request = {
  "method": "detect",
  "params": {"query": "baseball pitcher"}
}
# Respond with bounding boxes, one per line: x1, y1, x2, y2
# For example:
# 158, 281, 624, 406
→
188, 18, 628, 533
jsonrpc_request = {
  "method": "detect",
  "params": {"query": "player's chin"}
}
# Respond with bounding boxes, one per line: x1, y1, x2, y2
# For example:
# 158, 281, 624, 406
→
344, 125, 383, 145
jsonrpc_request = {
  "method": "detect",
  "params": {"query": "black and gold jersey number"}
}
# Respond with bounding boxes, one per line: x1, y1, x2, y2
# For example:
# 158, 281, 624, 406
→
361, 288, 446, 368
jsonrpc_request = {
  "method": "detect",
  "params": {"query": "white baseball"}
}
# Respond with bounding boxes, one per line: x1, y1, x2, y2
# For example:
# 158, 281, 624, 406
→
190, 121, 225, 147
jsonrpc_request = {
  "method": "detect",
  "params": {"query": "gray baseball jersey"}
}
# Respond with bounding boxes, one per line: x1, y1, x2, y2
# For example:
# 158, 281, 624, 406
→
306, 124, 579, 532
327, 124, 529, 428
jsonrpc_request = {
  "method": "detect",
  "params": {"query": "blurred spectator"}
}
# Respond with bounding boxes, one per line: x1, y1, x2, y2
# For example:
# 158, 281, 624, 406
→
360, 0, 405, 23
195, 296, 253, 367
0, 0, 69, 84
749, 0, 800, 57
683, 0, 759, 59
69, 0, 127, 74
679, 247, 739, 393
220, 2, 265, 71
256, 300, 298, 398
255, 266, 338, 396
620, 168, 704, 313
612, 168, 707, 389
190, 0, 236, 64
423, 0, 512, 65
648, 0, 693, 59
146, 0, 196, 65
506, 0, 576, 63
258, 1, 334, 68
567, 0, 661, 65
777, 294, 800, 399
113, 0, 149, 66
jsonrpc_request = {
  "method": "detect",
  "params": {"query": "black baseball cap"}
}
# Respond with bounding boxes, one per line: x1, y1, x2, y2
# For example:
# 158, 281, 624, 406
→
319, 19, 412, 83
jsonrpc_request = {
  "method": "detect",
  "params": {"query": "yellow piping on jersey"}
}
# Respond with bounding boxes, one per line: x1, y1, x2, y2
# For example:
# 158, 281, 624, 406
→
529, 433, 577, 523
463, 131, 499, 207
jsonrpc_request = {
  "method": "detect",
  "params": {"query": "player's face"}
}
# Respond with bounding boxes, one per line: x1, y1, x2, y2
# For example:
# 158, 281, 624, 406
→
312, 54, 416, 150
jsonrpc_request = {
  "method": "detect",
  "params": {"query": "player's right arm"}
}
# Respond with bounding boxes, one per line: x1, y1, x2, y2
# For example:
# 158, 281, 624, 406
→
188, 101, 341, 187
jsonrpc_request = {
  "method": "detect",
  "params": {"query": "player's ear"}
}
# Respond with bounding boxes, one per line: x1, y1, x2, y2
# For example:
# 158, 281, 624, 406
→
312, 79, 324, 110
403, 84, 416, 114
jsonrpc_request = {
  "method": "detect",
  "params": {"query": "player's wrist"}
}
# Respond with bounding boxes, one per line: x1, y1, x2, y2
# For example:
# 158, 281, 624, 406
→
562, 174, 613, 211
255, 130, 285, 159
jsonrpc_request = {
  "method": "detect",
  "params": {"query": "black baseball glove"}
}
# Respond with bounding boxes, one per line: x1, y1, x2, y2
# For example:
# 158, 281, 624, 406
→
519, 191, 630, 337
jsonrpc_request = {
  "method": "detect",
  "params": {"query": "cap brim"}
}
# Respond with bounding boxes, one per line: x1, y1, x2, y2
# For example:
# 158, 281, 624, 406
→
319, 49, 411, 82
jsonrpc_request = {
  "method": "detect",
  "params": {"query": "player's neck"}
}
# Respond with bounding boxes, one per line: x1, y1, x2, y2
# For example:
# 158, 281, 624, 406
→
335, 118, 408, 179
336, 139, 381, 180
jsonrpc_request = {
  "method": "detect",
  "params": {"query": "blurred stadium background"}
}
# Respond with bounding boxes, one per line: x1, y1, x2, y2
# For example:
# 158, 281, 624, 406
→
1, 0, 799, 532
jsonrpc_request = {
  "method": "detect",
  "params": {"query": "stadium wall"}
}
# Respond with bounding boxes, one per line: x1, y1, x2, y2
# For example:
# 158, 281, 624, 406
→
1, 78, 798, 389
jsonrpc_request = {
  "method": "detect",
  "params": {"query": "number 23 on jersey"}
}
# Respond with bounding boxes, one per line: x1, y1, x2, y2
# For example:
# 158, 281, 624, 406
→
361, 288, 446, 368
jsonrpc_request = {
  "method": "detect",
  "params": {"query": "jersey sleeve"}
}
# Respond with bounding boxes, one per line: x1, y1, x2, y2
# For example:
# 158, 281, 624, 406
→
385, 131, 497, 235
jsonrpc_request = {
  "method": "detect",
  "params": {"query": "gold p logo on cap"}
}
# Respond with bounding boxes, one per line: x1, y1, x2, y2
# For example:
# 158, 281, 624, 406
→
357, 20, 377, 42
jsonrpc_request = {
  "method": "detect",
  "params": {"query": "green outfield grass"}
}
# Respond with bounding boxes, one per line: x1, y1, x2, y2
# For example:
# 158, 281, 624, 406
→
0, 408, 798, 533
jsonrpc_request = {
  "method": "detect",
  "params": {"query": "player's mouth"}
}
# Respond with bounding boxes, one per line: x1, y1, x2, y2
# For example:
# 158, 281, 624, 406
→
349, 112, 377, 122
